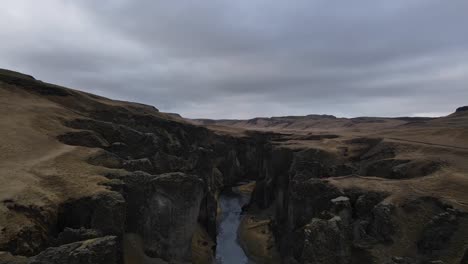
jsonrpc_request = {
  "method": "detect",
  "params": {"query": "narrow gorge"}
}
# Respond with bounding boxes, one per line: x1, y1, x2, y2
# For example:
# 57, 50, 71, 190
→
0, 70, 467, 264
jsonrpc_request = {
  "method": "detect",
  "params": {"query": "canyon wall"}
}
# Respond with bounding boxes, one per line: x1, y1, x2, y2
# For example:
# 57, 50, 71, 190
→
0, 70, 271, 263
249, 138, 467, 264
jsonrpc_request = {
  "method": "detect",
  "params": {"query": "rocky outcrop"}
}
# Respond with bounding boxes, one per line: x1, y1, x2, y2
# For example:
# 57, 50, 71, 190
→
418, 209, 460, 253
368, 203, 396, 243
353, 191, 388, 218
1, 200, 57, 256
57, 130, 110, 148
29, 236, 119, 264
287, 179, 342, 231
57, 192, 126, 237
301, 216, 350, 264
54, 228, 102, 246
113, 171, 204, 261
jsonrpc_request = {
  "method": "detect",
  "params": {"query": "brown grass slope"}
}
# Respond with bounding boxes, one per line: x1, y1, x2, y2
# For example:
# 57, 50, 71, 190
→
0, 68, 186, 257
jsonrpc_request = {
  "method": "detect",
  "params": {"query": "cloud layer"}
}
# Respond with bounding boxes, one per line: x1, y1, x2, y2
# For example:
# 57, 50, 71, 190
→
1, 0, 467, 118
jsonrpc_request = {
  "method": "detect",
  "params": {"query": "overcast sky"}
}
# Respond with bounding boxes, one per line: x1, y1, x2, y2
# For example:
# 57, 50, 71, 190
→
1, 1, 467, 118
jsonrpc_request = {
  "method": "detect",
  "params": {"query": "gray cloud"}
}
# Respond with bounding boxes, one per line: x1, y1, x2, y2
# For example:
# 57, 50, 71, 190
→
1, 0, 467, 118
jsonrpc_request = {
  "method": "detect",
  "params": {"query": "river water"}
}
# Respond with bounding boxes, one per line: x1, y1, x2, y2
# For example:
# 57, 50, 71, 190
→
215, 188, 251, 264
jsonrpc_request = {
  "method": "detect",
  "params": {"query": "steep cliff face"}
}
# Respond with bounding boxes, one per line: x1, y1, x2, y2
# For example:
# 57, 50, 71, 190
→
114, 172, 204, 261
52, 106, 269, 263
248, 137, 468, 264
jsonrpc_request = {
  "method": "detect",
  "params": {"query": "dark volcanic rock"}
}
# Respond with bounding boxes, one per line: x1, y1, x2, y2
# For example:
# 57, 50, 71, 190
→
301, 216, 350, 264
288, 179, 342, 229
289, 148, 350, 180
369, 203, 396, 243
29, 236, 119, 264
418, 210, 459, 253
57, 131, 110, 148
119, 171, 204, 262
54, 228, 102, 246
455, 106, 468, 112
330, 196, 352, 226
122, 158, 154, 172
354, 191, 388, 218
50, 100, 270, 263
57, 192, 126, 237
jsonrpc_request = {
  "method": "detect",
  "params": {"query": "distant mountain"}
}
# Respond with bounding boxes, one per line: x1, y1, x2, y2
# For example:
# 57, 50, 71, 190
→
192, 114, 437, 132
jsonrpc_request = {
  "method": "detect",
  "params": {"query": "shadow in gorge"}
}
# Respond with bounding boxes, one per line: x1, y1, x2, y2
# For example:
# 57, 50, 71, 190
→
215, 183, 253, 264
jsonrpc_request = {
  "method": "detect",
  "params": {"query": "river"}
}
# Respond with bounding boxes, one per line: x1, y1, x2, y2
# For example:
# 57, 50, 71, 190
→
215, 187, 251, 264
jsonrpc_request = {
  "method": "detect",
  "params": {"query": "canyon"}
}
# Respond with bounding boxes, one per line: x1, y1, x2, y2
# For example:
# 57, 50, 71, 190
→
0, 68, 467, 264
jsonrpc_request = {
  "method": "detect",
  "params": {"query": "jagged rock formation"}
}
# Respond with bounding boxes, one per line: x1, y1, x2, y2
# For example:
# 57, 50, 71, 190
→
249, 142, 468, 264
0, 69, 467, 264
